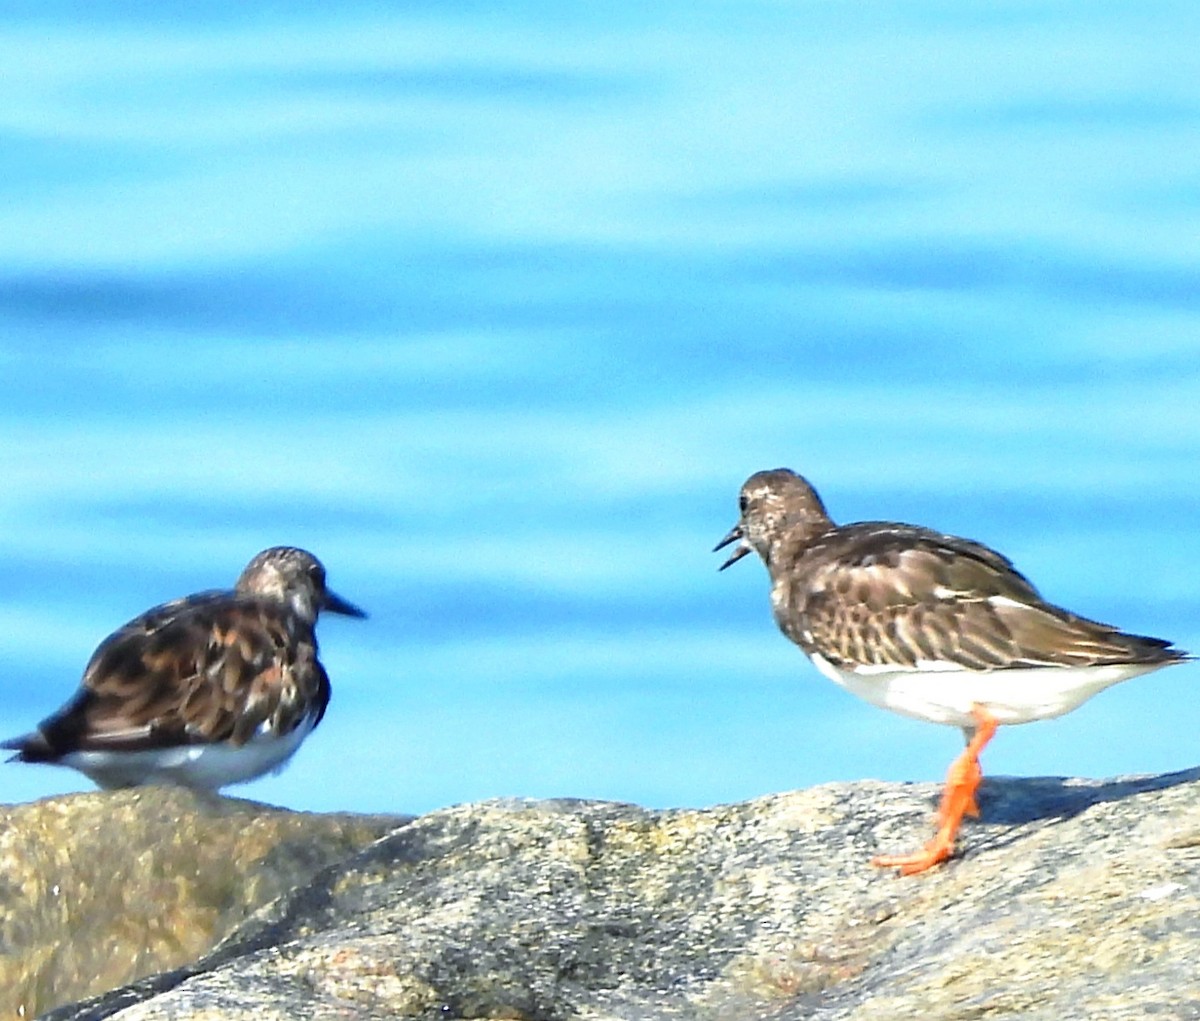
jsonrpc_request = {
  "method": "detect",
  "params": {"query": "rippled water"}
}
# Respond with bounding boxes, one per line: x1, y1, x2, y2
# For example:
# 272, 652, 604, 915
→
0, 3, 1197, 814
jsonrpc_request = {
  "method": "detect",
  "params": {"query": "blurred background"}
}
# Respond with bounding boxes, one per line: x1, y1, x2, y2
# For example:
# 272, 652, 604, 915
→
0, 2, 1196, 815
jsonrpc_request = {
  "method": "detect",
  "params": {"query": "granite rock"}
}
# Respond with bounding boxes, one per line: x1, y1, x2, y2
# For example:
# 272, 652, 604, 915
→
0, 787, 403, 1017
41, 767, 1200, 1020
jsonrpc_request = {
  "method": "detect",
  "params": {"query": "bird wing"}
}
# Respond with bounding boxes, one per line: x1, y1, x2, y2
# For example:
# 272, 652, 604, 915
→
789, 524, 1181, 671
33, 594, 326, 757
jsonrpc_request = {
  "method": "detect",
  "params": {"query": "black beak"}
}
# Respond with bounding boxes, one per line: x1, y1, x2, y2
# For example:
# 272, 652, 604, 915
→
713, 525, 752, 571
323, 588, 368, 618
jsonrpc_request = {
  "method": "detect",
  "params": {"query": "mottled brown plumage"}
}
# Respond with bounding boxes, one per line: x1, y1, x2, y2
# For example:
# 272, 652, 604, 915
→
717, 468, 1188, 873
785, 522, 1180, 674
3, 546, 366, 790
717, 469, 1183, 678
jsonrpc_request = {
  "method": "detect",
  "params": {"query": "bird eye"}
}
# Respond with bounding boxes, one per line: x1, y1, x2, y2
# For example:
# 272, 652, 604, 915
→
738, 494, 749, 514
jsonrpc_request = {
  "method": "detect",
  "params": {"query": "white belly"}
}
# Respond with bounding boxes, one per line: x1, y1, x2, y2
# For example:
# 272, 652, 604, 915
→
808, 652, 1165, 728
61, 716, 316, 791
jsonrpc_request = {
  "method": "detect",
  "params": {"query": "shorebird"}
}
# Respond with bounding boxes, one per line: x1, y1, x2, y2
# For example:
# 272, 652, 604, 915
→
3, 546, 366, 791
715, 468, 1188, 874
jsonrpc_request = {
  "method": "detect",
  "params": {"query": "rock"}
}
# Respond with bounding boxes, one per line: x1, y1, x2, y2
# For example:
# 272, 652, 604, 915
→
0, 787, 403, 1017
40, 768, 1200, 1020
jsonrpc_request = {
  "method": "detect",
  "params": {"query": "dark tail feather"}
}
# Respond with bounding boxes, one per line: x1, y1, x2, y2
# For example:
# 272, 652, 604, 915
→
1, 731, 57, 763
1118, 633, 1190, 665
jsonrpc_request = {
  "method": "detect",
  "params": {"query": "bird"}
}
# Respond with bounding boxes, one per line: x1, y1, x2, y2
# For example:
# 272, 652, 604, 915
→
715, 468, 1188, 875
3, 546, 367, 792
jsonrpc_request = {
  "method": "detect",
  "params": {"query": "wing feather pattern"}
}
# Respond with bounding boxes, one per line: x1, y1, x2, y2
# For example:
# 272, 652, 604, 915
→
16, 592, 328, 761
779, 523, 1184, 671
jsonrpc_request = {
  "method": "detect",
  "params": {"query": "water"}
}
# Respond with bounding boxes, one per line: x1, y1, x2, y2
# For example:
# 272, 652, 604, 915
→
0, 2, 1197, 815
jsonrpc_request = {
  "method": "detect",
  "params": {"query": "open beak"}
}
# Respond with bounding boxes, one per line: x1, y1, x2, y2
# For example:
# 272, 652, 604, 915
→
323, 589, 368, 618
713, 525, 752, 571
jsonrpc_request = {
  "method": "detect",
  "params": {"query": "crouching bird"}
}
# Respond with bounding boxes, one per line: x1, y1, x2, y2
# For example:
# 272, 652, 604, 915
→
716, 468, 1188, 875
3, 546, 366, 791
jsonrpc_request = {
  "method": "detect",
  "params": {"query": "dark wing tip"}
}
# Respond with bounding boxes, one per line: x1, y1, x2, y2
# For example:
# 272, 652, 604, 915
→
1, 731, 57, 763
1151, 643, 1191, 665
1087, 626, 1191, 666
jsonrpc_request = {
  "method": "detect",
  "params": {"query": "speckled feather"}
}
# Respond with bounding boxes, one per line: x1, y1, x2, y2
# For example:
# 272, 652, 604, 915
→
3, 546, 365, 788
781, 522, 1182, 672
36, 592, 328, 754
719, 468, 1184, 675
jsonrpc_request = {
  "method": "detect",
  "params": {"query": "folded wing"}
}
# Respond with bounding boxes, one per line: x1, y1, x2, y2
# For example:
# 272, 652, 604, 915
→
6, 594, 325, 762
792, 525, 1184, 671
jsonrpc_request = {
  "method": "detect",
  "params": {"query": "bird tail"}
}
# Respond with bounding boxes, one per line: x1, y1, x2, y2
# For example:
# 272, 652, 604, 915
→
0, 731, 57, 763
997, 599, 1191, 668
1089, 628, 1190, 666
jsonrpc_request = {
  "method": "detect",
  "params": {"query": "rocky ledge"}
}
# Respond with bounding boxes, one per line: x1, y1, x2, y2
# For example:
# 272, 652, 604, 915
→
23, 768, 1200, 1020
0, 789, 403, 1017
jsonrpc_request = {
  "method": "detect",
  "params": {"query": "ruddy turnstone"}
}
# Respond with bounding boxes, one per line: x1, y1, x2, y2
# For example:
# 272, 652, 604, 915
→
715, 468, 1188, 875
3, 546, 366, 791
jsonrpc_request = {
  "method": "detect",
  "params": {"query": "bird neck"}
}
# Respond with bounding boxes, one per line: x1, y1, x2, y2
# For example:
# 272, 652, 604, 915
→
765, 517, 832, 572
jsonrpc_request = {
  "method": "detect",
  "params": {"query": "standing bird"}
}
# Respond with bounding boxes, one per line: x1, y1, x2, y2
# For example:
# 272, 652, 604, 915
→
715, 468, 1188, 874
3, 546, 366, 792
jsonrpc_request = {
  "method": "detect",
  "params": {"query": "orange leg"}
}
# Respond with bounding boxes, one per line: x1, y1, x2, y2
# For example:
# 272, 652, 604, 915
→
872, 705, 999, 876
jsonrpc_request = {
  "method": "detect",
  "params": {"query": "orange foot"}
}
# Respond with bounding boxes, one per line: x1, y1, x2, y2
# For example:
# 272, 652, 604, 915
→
872, 705, 999, 876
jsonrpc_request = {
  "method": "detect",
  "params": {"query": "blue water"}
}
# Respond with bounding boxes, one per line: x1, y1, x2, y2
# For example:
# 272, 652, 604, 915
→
0, 3, 1197, 815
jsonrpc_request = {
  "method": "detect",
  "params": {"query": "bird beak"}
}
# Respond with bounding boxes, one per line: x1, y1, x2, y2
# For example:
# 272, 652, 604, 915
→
713, 525, 752, 571
323, 589, 368, 618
